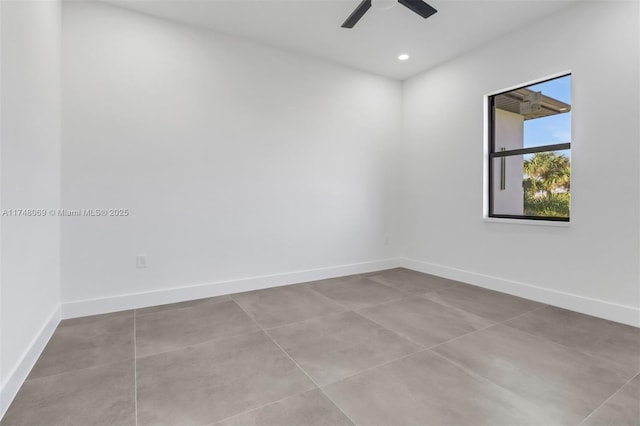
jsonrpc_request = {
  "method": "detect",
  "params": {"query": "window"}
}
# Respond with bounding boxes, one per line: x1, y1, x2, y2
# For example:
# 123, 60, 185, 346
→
488, 74, 571, 221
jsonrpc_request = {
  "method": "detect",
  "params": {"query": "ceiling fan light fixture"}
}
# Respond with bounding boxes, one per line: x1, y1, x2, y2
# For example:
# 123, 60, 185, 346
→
341, 0, 437, 29
398, 53, 410, 61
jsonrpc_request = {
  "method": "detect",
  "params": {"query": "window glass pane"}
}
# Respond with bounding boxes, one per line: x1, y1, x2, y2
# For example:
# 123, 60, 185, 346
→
491, 150, 570, 219
493, 75, 571, 151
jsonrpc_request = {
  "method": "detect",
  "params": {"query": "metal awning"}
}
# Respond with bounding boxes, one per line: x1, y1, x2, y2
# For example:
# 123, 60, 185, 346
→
495, 88, 571, 120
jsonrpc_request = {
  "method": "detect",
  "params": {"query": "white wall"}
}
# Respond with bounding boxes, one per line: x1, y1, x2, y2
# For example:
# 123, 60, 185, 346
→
61, 2, 402, 313
401, 0, 639, 325
0, 0, 62, 416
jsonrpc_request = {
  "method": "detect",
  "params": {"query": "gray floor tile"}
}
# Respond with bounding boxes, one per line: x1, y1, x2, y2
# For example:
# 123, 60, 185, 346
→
323, 351, 554, 426
307, 276, 406, 310
268, 311, 420, 386
582, 375, 640, 426
231, 285, 346, 329
434, 324, 635, 424
5, 275, 637, 426
136, 294, 231, 315
28, 311, 133, 379
423, 283, 543, 322
1, 360, 134, 426
358, 296, 493, 347
216, 389, 353, 426
505, 305, 640, 373
136, 299, 259, 357
136, 331, 314, 426
366, 268, 460, 294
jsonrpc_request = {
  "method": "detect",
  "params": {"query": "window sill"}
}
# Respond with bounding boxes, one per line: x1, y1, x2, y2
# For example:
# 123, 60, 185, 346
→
483, 217, 570, 227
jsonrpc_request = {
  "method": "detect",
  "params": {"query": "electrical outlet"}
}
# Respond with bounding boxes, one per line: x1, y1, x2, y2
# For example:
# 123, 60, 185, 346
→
136, 254, 147, 269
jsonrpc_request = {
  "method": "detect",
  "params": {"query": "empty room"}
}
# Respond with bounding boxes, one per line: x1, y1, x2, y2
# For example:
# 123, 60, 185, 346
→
1, 0, 639, 425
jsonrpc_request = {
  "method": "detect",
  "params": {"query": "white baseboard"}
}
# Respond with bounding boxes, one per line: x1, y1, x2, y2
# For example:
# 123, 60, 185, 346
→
62, 256, 639, 327
401, 258, 640, 327
0, 305, 61, 419
61, 258, 403, 319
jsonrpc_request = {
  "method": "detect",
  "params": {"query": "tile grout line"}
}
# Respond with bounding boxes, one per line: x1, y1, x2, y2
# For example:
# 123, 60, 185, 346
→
230, 275, 474, 336
135, 317, 264, 359
18, 358, 133, 385
230, 277, 451, 336
134, 309, 138, 426
299, 283, 356, 311
357, 275, 425, 297
416, 302, 545, 350
261, 310, 351, 332
142, 292, 453, 367
364, 278, 452, 299
427, 302, 637, 425
318, 347, 428, 389
310, 289, 408, 312
415, 288, 512, 319
426, 349, 556, 422
427, 303, 549, 352
418, 289, 546, 316
412, 307, 556, 404
211, 388, 316, 425
500, 321, 640, 374
422, 324, 494, 351
229, 293, 429, 389
232, 278, 549, 404
263, 332, 360, 426
230, 288, 404, 333
348, 307, 527, 380
353, 294, 412, 310
230, 299, 360, 426
135, 297, 231, 319
19, 312, 142, 385
146, 277, 624, 425
495, 303, 548, 324
351, 293, 538, 352
302, 278, 533, 355
351, 311, 429, 350
303, 274, 412, 310
578, 372, 639, 425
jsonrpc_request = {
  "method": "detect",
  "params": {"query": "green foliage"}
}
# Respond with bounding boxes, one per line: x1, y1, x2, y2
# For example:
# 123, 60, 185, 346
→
523, 152, 570, 218
524, 192, 570, 217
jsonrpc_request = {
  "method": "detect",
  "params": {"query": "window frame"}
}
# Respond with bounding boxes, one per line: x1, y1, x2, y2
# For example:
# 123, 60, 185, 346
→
487, 74, 572, 222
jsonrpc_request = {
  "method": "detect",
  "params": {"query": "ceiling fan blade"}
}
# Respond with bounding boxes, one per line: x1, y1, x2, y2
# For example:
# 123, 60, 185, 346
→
397, 0, 437, 19
341, 0, 372, 28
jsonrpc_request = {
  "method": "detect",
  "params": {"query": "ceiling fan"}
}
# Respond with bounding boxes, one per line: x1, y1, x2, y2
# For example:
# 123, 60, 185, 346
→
341, 0, 437, 28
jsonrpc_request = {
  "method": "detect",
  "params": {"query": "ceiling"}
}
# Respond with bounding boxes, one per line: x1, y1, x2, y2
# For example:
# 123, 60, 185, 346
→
102, 0, 581, 80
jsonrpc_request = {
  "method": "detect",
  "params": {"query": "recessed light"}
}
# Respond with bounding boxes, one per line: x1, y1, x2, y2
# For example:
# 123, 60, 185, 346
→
398, 54, 410, 61
559, 107, 568, 111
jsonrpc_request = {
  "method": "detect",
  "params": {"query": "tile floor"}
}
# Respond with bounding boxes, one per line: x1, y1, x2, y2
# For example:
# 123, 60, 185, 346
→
2, 268, 639, 426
